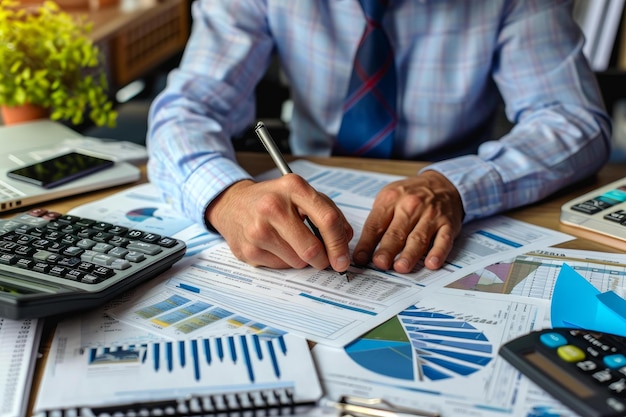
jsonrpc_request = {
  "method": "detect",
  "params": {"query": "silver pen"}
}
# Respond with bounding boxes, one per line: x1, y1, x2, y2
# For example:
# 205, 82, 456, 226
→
254, 121, 349, 281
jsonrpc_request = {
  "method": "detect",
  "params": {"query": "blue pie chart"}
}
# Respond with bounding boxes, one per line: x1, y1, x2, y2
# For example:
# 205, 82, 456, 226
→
345, 305, 493, 381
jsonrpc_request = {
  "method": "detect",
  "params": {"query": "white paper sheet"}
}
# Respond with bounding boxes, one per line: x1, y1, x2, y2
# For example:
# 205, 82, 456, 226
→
0, 317, 42, 417
312, 288, 555, 417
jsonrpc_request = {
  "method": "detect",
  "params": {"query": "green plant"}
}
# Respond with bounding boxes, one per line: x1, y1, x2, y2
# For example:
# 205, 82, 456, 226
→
0, 0, 117, 127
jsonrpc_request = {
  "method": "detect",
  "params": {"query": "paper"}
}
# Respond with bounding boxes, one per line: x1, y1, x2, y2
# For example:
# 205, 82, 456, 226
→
551, 263, 626, 336
34, 330, 321, 414
104, 215, 571, 347
312, 287, 552, 417
106, 242, 423, 347
70, 161, 574, 288
445, 247, 626, 301
328, 246, 626, 417
38, 159, 584, 416
0, 318, 42, 417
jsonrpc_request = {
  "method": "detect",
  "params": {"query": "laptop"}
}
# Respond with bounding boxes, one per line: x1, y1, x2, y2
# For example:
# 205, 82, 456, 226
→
0, 120, 142, 213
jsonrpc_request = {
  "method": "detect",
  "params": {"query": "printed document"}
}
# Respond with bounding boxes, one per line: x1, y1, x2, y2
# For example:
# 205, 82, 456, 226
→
0, 318, 42, 417
312, 287, 559, 417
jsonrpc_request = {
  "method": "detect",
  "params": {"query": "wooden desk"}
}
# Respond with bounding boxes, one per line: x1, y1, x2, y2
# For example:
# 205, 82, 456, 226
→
11, 153, 626, 414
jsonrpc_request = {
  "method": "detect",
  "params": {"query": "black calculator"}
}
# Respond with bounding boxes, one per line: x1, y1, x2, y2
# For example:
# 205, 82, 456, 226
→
500, 328, 626, 417
0, 208, 186, 319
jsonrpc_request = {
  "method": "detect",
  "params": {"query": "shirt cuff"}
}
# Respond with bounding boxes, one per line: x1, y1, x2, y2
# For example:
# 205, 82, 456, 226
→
419, 155, 503, 223
182, 156, 253, 230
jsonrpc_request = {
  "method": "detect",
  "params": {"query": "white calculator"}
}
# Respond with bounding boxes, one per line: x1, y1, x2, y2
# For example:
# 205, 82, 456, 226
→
560, 177, 626, 248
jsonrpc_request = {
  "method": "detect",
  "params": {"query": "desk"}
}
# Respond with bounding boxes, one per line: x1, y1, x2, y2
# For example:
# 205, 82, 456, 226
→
8, 152, 625, 415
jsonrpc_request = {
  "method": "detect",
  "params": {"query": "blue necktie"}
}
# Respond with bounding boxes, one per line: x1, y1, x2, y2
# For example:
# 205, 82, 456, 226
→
334, 0, 397, 158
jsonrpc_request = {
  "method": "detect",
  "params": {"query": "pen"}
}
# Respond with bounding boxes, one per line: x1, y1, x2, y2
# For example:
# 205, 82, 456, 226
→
254, 121, 350, 281
320, 396, 441, 417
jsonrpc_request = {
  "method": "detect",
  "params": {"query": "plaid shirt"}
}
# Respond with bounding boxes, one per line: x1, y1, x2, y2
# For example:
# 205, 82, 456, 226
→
147, 0, 611, 227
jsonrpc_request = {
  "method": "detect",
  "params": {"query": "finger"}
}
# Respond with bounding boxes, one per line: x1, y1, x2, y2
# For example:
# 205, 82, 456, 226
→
423, 224, 456, 270
292, 190, 353, 272
239, 215, 310, 269
317, 215, 353, 272
281, 219, 332, 270
231, 231, 304, 269
389, 216, 439, 273
353, 205, 392, 266
316, 194, 354, 272
246, 248, 296, 269
371, 201, 431, 271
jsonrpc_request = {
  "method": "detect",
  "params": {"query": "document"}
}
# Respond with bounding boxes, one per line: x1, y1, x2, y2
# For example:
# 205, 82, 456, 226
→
104, 213, 571, 347
106, 243, 422, 347
444, 247, 626, 300
34, 329, 322, 416
41, 159, 586, 416
0, 318, 42, 417
312, 287, 557, 417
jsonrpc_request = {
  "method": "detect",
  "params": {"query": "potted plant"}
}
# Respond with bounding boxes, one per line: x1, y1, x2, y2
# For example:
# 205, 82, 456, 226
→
0, 0, 117, 127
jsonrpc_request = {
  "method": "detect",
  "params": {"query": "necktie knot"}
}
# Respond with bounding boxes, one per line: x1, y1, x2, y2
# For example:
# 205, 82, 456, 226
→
359, 0, 389, 24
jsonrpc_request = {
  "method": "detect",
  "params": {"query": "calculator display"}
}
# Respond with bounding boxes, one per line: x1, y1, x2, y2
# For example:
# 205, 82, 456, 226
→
0, 275, 62, 295
525, 350, 594, 398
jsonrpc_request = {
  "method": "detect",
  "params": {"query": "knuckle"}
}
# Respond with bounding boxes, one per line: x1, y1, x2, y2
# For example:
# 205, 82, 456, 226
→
402, 194, 426, 212
255, 193, 285, 218
386, 228, 407, 244
238, 245, 264, 265
316, 207, 343, 229
246, 223, 270, 243
437, 229, 456, 246
300, 242, 324, 264
407, 230, 431, 248
376, 187, 402, 205
282, 174, 310, 193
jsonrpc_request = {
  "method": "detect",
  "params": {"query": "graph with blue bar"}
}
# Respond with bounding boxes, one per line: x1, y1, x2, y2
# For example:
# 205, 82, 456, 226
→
87, 334, 289, 384
36, 332, 323, 415
345, 305, 494, 381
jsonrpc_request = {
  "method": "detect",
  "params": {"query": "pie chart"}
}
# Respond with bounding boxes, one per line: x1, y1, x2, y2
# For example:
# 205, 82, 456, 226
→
126, 207, 162, 222
345, 305, 494, 381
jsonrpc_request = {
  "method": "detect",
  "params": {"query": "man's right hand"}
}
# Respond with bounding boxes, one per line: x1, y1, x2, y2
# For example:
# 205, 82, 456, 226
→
205, 175, 353, 272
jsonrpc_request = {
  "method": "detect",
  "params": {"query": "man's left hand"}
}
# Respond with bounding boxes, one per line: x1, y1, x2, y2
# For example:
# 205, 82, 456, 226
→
353, 170, 464, 273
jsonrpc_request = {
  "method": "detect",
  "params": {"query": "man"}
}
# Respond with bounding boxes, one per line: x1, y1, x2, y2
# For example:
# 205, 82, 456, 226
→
147, 0, 611, 275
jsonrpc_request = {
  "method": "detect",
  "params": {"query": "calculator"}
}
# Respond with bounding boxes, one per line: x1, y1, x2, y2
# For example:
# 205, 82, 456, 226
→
560, 177, 626, 248
0, 208, 186, 319
499, 328, 626, 417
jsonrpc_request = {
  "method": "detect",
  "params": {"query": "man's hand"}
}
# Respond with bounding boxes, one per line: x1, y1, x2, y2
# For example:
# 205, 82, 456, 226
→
206, 174, 353, 272
353, 170, 464, 273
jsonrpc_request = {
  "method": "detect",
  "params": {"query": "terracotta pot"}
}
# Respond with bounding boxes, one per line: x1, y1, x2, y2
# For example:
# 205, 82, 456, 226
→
0, 103, 50, 125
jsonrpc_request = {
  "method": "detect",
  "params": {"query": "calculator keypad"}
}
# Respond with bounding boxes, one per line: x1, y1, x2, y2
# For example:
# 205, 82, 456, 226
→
0, 208, 186, 319
561, 179, 626, 248
570, 184, 626, 223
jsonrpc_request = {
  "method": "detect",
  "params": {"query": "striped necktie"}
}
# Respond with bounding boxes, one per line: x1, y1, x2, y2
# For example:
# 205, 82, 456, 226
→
334, 0, 397, 158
